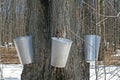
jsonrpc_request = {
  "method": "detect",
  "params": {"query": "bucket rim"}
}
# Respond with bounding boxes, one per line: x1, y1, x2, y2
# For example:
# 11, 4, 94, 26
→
52, 37, 73, 44
84, 34, 101, 37
14, 35, 32, 40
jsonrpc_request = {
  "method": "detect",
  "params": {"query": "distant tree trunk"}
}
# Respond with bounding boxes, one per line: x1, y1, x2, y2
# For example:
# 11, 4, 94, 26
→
21, 0, 89, 80
0, 0, 26, 43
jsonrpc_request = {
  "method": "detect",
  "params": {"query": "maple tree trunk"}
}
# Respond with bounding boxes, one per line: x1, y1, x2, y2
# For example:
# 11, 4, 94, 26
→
21, 0, 90, 80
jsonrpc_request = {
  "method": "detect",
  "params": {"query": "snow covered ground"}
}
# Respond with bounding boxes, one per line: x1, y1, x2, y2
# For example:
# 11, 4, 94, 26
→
0, 64, 23, 80
90, 63, 120, 80
0, 64, 120, 80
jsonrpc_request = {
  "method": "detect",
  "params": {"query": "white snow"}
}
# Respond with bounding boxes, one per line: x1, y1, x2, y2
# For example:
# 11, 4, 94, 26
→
90, 63, 120, 80
0, 64, 120, 80
0, 64, 23, 80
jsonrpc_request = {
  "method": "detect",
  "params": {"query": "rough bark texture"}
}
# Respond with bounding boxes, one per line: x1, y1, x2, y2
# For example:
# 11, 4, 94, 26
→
21, 0, 89, 80
0, 0, 26, 43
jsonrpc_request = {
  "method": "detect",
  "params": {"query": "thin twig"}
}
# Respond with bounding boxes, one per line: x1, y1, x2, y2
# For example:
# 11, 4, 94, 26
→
83, 1, 120, 18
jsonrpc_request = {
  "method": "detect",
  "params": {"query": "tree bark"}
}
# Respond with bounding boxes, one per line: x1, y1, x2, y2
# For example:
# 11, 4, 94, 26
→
21, 0, 89, 80
0, 0, 26, 43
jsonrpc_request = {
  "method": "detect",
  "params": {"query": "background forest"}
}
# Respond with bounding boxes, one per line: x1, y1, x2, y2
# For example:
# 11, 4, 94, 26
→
0, 0, 120, 80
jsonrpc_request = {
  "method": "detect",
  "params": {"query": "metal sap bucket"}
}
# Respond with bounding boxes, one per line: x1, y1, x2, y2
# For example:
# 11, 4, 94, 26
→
84, 35, 101, 62
115, 49, 120, 56
13, 35, 34, 64
51, 37, 73, 68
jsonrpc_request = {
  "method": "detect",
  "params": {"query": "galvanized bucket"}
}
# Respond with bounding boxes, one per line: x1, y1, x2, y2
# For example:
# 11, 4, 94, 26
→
13, 35, 34, 64
84, 35, 101, 62
115, 49, 120, 56
51, 37, 73, 68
